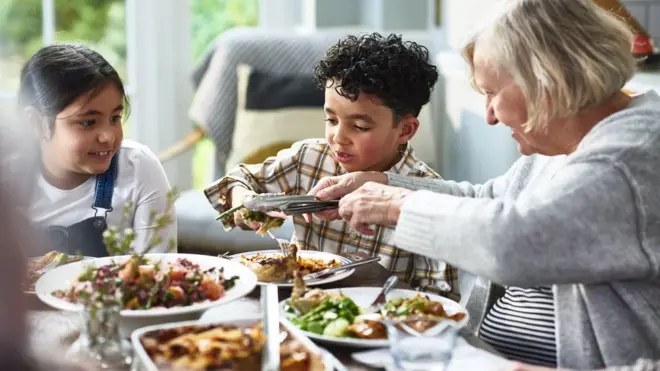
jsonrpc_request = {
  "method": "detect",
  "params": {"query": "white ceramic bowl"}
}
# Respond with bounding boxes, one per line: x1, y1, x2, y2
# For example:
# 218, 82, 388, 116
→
35, 253, 258, 336
131, 316, 334, 371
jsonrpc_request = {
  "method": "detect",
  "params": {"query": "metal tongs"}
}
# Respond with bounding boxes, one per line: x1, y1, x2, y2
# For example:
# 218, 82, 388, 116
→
244, 194, 339, 215
216, 193, 339, 221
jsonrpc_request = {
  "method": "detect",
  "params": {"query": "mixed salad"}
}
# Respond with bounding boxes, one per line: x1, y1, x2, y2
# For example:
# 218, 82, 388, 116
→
237, 208, 285, 236
52, 256, 239, 310
382, 296, 466, 321
287, 296, 361, 337
215, 192, 285, 237
285, 271, 466, 340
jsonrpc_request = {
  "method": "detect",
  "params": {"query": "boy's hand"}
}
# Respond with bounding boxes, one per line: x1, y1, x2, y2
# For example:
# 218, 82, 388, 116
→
230, 187, 288, 231
230, 187, 261, 230
304, 171, 388, 223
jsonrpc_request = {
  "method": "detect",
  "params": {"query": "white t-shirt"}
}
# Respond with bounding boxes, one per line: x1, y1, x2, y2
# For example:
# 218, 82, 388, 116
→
30, 139, 177, 253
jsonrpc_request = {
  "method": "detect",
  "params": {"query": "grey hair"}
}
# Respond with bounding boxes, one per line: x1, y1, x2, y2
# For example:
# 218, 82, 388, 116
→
462, 0, 636, 132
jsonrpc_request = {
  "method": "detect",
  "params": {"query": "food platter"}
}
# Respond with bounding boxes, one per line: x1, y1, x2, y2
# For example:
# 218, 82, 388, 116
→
131, 316, 333, 371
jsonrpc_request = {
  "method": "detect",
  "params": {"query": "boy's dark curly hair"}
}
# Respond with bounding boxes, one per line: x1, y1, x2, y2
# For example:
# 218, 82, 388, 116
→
314, 32, 439, 121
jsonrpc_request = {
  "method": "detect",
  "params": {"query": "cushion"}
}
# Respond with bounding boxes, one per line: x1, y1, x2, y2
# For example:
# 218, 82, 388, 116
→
226, 65, 326, 171
227, 64, 437, 171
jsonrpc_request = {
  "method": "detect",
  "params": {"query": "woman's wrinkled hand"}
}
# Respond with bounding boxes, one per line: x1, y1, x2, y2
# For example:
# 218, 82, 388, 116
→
337, 182, 413, 235
304, 171, 388, 223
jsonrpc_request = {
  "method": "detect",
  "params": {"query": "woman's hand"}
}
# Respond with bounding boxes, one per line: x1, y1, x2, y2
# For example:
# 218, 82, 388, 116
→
337, 182, 413, 235
304, 171, 388, 222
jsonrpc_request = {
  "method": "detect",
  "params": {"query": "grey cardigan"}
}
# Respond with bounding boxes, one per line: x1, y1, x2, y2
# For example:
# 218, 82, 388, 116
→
387, 91, 660, 369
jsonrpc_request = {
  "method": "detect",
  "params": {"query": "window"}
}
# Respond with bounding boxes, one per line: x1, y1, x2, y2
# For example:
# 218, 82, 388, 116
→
435, 0, 443, 27
191, 0, 258, 62
190, 0, 259, 189
55, 0, 128, 87
0, 0, 191, 187
0, 0, 129, 130
0, 0, 259, 189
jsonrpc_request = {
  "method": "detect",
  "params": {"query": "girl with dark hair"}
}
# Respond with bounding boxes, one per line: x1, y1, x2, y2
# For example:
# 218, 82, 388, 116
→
18, 43, 176, 257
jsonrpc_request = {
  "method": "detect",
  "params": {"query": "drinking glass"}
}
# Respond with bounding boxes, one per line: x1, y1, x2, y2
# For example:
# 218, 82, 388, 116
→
386, 318, 460, 371
66, 304, 133, 369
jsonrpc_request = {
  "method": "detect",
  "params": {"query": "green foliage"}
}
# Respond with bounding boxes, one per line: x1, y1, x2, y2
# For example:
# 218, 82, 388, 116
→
0, 0, 120, 57
103, 188, 179, 256
1, 0, 258, 179
0, 0, 259, 63
190, 0, 259, 61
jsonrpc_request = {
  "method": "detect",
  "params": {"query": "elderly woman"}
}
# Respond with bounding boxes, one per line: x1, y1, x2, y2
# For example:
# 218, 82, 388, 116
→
307, 0, 660, 369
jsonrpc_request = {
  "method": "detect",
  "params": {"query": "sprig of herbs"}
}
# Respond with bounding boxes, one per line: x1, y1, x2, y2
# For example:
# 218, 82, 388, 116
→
82, 188, 179, 311
103, 188, 179, 257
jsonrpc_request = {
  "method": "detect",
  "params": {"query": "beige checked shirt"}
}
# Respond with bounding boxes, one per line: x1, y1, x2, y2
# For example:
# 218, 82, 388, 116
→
204, 139, 459, 300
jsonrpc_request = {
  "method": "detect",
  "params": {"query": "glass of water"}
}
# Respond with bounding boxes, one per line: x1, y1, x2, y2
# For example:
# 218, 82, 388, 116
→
386, 317, 460, 371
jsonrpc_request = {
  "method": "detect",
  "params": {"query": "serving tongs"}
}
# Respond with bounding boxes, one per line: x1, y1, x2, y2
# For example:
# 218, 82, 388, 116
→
217, 193, 339, 220
245, 194, 339, 214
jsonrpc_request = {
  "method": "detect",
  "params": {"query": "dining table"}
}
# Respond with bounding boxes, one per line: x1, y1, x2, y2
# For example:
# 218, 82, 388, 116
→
27, 253, 508, 371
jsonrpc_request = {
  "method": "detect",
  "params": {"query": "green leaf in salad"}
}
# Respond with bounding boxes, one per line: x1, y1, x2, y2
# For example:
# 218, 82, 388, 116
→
306, 321, 325, 335
223, 275, 239, 290
383, 296, 429, 317
291, 297, 360, 337
323, 318, 351, 337
384, 297, 403, 311
284, 301, 296, 314
78, 265, 96, 282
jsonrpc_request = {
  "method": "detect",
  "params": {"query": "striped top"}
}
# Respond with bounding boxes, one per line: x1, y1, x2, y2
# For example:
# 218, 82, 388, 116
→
479, 286, 557, 367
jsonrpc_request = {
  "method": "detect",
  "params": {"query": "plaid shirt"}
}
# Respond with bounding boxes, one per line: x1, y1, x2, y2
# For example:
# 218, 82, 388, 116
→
204, 139, 460, 300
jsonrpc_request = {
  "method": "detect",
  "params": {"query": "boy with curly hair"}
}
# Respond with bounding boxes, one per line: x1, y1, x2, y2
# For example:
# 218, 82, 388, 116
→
204, 33, 458, 299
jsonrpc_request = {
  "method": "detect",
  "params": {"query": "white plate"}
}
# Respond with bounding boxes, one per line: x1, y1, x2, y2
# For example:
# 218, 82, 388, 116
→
230, 249, 354, 287
24, 255, 91, 295
131, 315, 334, 371
280, 287, 469, 349
35, 253, 258, 335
